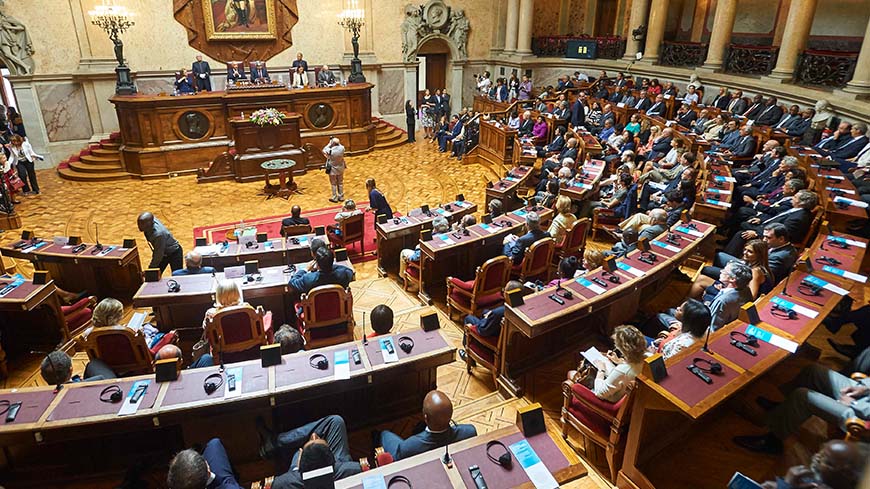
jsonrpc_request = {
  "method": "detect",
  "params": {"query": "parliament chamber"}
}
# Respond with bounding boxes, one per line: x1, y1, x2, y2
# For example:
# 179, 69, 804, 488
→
0, 0, 869, 488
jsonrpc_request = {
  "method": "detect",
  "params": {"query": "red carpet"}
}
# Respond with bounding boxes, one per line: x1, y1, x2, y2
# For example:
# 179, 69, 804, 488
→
192, 202, 384, 263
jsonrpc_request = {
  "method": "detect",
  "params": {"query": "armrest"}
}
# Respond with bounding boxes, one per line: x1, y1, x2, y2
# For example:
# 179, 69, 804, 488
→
845, 417, 870, 439
563, 380, 622, 422
852, 372, 868, 380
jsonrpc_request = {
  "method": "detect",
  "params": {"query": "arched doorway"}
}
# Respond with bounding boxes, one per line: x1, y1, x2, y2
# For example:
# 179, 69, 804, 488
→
416, 37, 451, 104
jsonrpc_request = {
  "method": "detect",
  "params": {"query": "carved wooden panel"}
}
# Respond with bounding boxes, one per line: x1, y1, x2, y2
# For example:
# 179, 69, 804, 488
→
173, 0, 300, 63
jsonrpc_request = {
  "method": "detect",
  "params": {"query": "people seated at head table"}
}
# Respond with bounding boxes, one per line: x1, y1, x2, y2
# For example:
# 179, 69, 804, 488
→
365, 178, 393, 221
291, 52, 308, 72
174, 69, 195, 94
289, 246, 354, 293
290, 65, 308, 88
377, 390, 477, 460
692, 238, 773, 302
41, 350, 116, 385
249, 61, 269, 83
569, 325, 648, 403
172, 251, 216, 276
226, 62, 246, 82
317, 65, 337, 87
548, 195, 577, 244
502, 211, 549, 265
368, 304, 394, 338
167, 438, 243, 489
649, 298, 712, 359
258, 415, 361, 488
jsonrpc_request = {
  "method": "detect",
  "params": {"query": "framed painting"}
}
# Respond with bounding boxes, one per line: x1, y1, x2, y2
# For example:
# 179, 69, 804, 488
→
202, 0, 278, 40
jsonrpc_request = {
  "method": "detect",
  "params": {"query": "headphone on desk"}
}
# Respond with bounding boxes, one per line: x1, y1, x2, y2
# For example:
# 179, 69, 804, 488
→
486, 440, 513, 469
398, 336, 415, 354
203, 373, 224, 395
167, 279, 181, 293
100, 385, 123, 403
387, 475, 412, 488
691, 357, 723, 375
770, 303, 798, 320
309, 354, 329, 370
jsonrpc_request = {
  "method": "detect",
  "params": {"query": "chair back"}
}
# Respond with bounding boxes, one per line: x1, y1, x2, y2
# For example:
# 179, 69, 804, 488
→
300, 285, 354, 348
204, 305, 267, 364
341, 213, 365, 244
560, 217, 590, 257
521, 237, 556, 281
796, 206, 824, 249
78, 326, 153, 376
282, 224, 312, 237
474, 256, 511, 298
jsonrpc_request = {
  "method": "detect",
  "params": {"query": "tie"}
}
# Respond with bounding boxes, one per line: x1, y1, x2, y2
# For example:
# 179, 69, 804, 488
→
728, 99, 736, 111
763, 208, 798, 225
776, 115, 790, 129
857, 144, 870, 159
636, 100, 643, 109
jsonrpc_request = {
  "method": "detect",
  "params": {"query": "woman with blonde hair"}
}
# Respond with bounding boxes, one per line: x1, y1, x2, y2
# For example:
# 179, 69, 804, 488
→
583, 325, 648, 402
92, 298, 124, 327
581, 248, 604, 273
548, 195, 577, 243
202, 280, 247, 328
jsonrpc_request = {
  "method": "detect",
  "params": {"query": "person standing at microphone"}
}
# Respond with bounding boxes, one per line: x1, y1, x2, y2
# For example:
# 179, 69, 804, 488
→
324, 138, 346, 203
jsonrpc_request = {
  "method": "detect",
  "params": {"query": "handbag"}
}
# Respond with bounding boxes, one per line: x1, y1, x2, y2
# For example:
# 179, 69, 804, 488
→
571, 359, 597, 390
6, 171, 24, 191
324, 161, 332, 174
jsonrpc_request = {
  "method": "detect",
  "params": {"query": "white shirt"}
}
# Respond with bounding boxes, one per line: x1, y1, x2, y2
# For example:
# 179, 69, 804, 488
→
593, 361, 642, 402
662, 332, 698, 359
477, 77, 491, 93
8, 140, 42, 168
683, 93, 699, 104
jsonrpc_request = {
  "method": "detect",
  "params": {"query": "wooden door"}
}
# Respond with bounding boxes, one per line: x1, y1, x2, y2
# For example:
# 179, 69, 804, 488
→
595, 0, 619, 37
425, 53, 448, 92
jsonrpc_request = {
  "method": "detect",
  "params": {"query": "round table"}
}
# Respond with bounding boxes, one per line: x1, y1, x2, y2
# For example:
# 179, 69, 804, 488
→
261, 159, 298, 199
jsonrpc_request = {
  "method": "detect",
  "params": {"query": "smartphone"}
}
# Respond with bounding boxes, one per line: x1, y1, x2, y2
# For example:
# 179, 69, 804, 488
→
469, 465, 488, 489
384, 339, 395, 355
129, 384, 147, 404
352, 349, 361, 365
5, 402, 21, 423
227, 374, 237, 392
727, 472, 763, 489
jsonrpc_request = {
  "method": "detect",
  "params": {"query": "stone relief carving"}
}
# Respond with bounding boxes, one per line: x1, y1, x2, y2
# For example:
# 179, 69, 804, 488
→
0, 0, 34, 75
401, 0, 470, 63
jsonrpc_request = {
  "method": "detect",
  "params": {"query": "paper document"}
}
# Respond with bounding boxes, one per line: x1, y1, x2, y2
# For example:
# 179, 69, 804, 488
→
509, 439, 559, 489
118, 380, 150, 416
126, 312, 146, 331
581, 346, 614, 370
224, 367, 243, 399
334, 350, 350, 380
380, 337, 399, 363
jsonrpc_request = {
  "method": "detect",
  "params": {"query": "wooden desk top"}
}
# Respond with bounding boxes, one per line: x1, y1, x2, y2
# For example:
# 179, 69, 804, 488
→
1, 240, 139, 264
110, 83, 375, 105
0, 277, 57, 310
486, 166, 533, 198
0, 329, 453, 440
335, 425, 585, 489
375, 201, 478, 241
561, 159, 605, 201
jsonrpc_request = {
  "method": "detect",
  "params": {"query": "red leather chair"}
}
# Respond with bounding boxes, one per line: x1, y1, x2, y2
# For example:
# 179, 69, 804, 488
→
204, 305, 273, 364
446, 255, 510, 321
553, 217, 590, 266
561, 378, 636, 482
62, 295, 96, 336
297, 285, 354, 349
402, 256, 422, 292
77, 326, 156, 376
328, 213, 365, 255
463, 316, 503, 386
511, 237, 555, 282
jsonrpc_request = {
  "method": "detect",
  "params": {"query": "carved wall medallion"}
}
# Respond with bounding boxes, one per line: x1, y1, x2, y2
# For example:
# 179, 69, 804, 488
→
423, 1, 449, 31
178, 110, 211, 140
307, 103, 334, 129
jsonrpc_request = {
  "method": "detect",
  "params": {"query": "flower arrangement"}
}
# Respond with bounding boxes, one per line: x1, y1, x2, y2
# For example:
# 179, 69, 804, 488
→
249, 108, 285, 127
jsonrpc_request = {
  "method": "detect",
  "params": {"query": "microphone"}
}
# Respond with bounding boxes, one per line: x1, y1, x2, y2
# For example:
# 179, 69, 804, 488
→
442, 438, 452, 466
781, 264, 795, 297
701, 325, 712, 354
94, 223, 103, 251
31, 350, 64, 393
218, 333, 225, 373
362, 311, 368, 346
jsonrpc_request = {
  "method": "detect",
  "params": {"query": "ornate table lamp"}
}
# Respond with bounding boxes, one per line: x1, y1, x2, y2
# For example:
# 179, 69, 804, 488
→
338, 0, 366, 83
89, 1, 137, 95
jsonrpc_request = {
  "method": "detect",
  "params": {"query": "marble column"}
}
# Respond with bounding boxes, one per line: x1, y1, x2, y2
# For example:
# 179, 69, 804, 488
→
404, 65, 418, 111
643, 0, 670, 62
516, 0, 534, 55
9, 81, 54, 169
843, 18, 870, 95
504, 0, 519, 53
769, 0, 818, 80
702, 0, 737, 70
624, 0, 651, 60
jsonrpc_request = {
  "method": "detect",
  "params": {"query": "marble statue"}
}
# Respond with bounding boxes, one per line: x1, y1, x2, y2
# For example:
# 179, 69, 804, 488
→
446, 9, 469, 59
0, 0, 34, 75
401, 6, 426, 63
811, 99, 836, 130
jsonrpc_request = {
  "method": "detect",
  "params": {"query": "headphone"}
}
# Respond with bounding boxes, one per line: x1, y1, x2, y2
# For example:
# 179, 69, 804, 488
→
826, 238, 850, 249
798, 280, 823, 296
691, 357, 723, 375
0, 400, 9, 415
167, 279, 181, 293
770, 303, 798, 320
71, 243, 87, 254
815, 256, 842, 266
309, 354, 329, 370
398, 336, 415, 354
100, 385, 123, 403
729, 331, 759, 356
602, 271, 620, 284
387, 475, 412, 488
203, 373, 224, 395
288, 237, 300, 245
486, 440, 513, 469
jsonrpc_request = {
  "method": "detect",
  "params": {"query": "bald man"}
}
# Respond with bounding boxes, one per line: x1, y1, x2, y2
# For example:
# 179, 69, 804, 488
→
137, 212, 183, 273
172, 251, 215, 276
759, 440, 864, 489
378, 390, 477, 460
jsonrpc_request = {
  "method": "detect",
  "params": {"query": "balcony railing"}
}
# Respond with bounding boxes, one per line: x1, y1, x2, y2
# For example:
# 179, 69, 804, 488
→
725, 44, 778, 75
796, 49, 858, 88
659, 41, 708, 67
531, 35, 626, 59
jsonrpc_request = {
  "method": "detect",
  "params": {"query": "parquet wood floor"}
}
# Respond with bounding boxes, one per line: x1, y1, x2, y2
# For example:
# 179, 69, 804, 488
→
3, 140, 865, 489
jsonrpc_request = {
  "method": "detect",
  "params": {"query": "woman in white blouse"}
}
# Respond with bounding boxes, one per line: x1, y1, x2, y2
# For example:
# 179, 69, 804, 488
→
7, 134, 42, 195
591, 325, 648, 402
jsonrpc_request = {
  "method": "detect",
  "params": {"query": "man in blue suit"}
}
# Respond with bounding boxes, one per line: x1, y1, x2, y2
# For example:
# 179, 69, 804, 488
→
250, 61, 269, 83
379, 390, 477, 460
570, 94, 587, 128
725, 126, 757, 158
288, 247, 354, 293
438, 114, 463, 152
167, 438, 243, 489
503, 211, 550, 265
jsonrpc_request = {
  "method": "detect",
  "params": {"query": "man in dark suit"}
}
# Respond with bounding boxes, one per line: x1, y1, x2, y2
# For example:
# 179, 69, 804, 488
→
622, 91, 637, 107
725, 126, 757, 158
743, 94, 765, 120
440, 89, 451, 118
784, 108, 814, 138
727, 90, 748, 114
538, 125, 566, 157
754, 97, 784, 126
317, 65, 337, 87
711, 87, 730, 110
167, 439, 243, 489
438, 114, 462, 152
250, 61, 269, 83
675, 103, 697, 127
503, 211, 549, 264
570, 94, 587, 128
738, 156, 799, 200
379, 391, 477, 460
724, 190, 817, 256
646, 94, 666, 117
291, 52, 308, 72
734, 143, 784, 184
281, 205, 310, 231
288, 247, 354, 293
823, 123, 869, 166
703, 222, 797, 285
517, 110, 534, 137
192, 55, 211, 92
609, 87, 626, 103
614, 72, 628, 88
773, 105, 800, 131
226, 62, 246, 83
632, 90, 652, 111
172, 251, 216, 276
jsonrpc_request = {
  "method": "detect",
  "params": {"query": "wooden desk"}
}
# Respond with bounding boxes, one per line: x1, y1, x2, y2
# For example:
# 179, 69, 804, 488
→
472, 95, 513, 114
0, 329, 454, 485
0, 278, 68, 376
477, 120, 517, 173
132, 261, 354, 329
693, 157, 734, 226
0, 240, 143, 303
110, 84, 376, 177
375, 201, 478, 278
198, 235, 315, 271
499, 219, 716, 397
560, 159, 605, 201
485, 165, 533, 211
616, 232, 865, 489
336, 425, 586, 489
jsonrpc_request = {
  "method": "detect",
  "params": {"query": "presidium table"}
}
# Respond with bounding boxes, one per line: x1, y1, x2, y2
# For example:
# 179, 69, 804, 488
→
109, 84, 376, 178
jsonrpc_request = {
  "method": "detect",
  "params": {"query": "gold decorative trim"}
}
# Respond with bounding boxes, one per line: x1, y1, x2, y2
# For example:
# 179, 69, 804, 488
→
202, 0, 278, 41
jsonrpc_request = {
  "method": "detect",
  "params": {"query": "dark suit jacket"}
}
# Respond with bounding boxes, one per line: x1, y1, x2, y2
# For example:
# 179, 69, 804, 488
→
785, 117, 811, 137
762, 209, 811, 246
639, 223, 667, 242
288, 265, 354, 293
172, 266, 216, 276
677, 111, 697, 127
250, 67, 269, 81
570, 100, 586, 127
728, 98, 748, 114
281, 216, 310, 227
389, 425, 478, 460
609, 92, 624, 103
651, 136, 673, 154
440, 95, 451, 116
712, 94, 729, 110
768, 244, 798, 283
291, 59, 308, 71
504, 229, 550, 264
558, 146, 579, 162
744, 103, 763, 120
646, 102, 666, 117
599, 111, 616, 127
633, 98, 652, 111
731, 135, 757, 158
545, 135, 565, 153
467, 306, 505, 337
192, 60, 211, 76
518, 120, 534, 136
832, 136, 870, 160
755, 105, 784, 126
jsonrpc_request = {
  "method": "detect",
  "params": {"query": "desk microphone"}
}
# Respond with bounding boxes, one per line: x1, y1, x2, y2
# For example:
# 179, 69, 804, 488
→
781, 265, 794, 297
362, 311, 368, 346
701, 325, 712, 354
31, 350, 63, 393
93, 223, 103, 252
218, 333, 225, 373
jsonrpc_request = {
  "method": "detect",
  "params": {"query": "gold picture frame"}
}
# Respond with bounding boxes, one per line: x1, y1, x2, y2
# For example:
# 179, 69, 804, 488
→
202, 0, 278, 41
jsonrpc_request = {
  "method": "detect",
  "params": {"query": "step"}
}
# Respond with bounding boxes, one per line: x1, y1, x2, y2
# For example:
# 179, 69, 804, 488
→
69, 160, 124, 174
57, 167, 133, 182
374, 139, 407, 149
377, 131, 404, 144
80, 154, 120, 164
376, 125, 395, 135
100, 142, 121, 150
91, 148, 119, 157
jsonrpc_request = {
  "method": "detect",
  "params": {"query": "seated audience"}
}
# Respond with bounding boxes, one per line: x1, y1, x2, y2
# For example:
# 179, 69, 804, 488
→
365, 178, 393, 220
701, 114, 727, 140
707, 222, 797, 285
733, 360, 870, 456
537, 125, 566, 157
548, 195, 577, 244
281, 205, 310, 231
534, 179, 560, 208
172, 251, 216, 276
625, 113, 641, 135
783, 107, 814, 138
327, 199, 362, 242
461, 279, 524, 341
487, 199, 503, 220
581, 172, 633, 217
502, 212, 549, 265
452, 214, 477, 233
40, 350, 116, 385
274, 324, 305, 354
289, 247, 354, 293
368, 304, 394, 338
645, 94, 666, 117
754, 96, 783, 126
637, 208, 669, 241
581, 249, 605, 273
400, 216, 450, 279
532, 115, 548, 142
707, 261, 753, 330
639, 164, 697, 212
378, 390, 477, 460
726, 89, 747, 114
517, 111, 534, 137
759, 441, 865, 489
723, 126, 757, 158
203, 280, 250, 328
692, 108, 711, 135
691, 238, 773, 301
259, 415, 361, 488
675, 103, 697, 127
723, 190, 817, 257
587, 325, 648, 402
711, 120, 740, 149
605, 227, 639, 257
650, 299, 712, 359
167, 439, 242, 489
620, 191, 683, 233
709, 87, 729, 110
682, 86, 699, 105
548, 257, 580, 286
